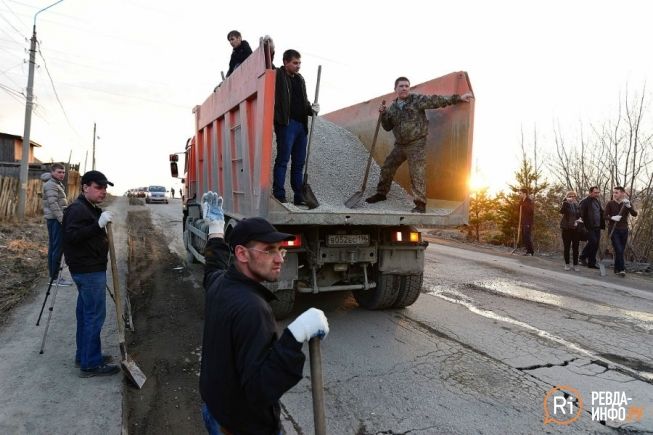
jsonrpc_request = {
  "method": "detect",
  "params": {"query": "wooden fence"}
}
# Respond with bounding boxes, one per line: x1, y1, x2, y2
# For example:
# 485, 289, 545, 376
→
0, 169, 81, 221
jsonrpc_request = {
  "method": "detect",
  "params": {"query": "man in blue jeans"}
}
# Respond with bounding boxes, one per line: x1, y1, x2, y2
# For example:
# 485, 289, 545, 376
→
62, 170, 118, 377
605, 186, 638, 276
273, 49, 319, 206
41, 163, 73, 286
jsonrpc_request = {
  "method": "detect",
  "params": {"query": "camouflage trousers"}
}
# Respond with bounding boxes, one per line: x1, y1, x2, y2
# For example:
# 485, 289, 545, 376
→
375, 138, 426, 205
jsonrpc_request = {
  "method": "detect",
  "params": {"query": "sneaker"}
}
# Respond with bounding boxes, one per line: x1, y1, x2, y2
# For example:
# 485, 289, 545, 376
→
573, 266, 580, 272
617, 270, 626, 277
579, 257, 587, 266
587, 265, 600, 269
564, 264, 571, 271
274, 196, 288, 204
365, 193, 387, 204
57, 278, 74, 287
75, 354, 113, 368
522, 252, 534, 256
411, 203, 426, 213
79, 363, 120, 378
293, 198, 307, 206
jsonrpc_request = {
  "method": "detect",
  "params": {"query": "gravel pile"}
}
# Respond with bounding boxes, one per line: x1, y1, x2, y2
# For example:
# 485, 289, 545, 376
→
271, 117, 450, 215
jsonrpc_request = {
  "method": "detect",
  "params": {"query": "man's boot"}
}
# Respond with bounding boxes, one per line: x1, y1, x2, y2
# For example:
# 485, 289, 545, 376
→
411, 202, 426, 213
365, 193, 387, 204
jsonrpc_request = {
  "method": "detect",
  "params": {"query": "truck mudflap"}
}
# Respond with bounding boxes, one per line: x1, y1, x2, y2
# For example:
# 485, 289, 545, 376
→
377, 242, 427, 274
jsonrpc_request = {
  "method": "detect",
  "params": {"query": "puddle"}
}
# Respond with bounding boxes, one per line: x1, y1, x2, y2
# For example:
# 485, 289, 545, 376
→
426, 285, 653, 383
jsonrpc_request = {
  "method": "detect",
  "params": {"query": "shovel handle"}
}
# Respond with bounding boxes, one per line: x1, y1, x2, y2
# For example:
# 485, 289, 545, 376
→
304, 65, 322, 179
360, 104, 385, 189
309, 337, 326, 435
106, 224, 126, 344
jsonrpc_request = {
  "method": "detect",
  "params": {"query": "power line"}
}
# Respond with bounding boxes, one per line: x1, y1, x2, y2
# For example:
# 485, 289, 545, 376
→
0, 11, 25, 38
0, 0, 26, 28
36, 40, 82, 141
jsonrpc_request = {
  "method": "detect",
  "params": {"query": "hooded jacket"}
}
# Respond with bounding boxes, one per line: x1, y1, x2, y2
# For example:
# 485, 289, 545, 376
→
41, 172, 67, 222
274, 66, 312, 133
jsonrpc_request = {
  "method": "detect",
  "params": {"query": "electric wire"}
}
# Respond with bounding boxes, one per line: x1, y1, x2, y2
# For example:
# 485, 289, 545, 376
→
0, 0, 26, 28
0, 11, 25, 38
36, 40, 82, 141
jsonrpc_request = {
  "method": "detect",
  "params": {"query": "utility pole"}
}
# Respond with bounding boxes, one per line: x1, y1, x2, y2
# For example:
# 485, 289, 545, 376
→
92, 122, 96, 170
16, 0, 65, 219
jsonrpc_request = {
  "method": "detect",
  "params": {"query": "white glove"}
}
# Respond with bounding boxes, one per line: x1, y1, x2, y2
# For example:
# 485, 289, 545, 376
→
201, 191, 225, 235
611, 215, 622, 222
575, 218, 583, 224
98, 211, 113, 229
311, 103, 320, 114
287, 308, 329, 342
622, 199, 631, 208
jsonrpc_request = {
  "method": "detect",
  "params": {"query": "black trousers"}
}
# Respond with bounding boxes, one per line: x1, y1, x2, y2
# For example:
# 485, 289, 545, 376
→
521, 224, 534, 254
561, 228, 580, 265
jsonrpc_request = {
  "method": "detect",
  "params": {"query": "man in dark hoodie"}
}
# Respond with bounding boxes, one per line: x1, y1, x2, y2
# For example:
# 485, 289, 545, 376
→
579, 186, 605, 269
62, 170, 119, 378
226, 30, 252, 77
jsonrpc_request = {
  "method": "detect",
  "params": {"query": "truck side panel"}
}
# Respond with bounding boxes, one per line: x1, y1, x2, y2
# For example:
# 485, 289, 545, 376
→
191, 46, 275, 219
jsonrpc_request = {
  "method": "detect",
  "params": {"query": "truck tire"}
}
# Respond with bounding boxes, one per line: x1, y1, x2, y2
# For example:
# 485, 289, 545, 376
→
269, 289, 295, 320
392, 273, 423, 308
354, 272, 399, 310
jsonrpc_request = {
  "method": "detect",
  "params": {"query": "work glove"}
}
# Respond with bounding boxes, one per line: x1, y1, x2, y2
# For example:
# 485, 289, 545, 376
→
622, 199, 631, 208
611, 215, 622, 222
201, 191, 225, 235
98, 211, 113, 229
287, 308, 329, 343
311, 103, 320, 115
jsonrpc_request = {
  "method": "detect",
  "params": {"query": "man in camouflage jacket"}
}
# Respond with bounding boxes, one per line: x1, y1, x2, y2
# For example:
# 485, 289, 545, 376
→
366, 77, 473, 213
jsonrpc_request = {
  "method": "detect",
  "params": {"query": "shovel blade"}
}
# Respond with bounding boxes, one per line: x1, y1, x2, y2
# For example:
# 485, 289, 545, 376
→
121, 357, 147, 389
302, 182, 319, 210
344, 191, 364, 209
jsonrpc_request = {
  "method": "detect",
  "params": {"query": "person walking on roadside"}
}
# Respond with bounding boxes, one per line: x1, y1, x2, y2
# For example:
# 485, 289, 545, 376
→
518, 188, 535, 256
578, 186, 605, 269
226, 30, 252, 77
199, 191, 329, 435
171, 187, 175, 199
272, 49, 320, 206
41, 163, 73, 286
62, 170, 119, 377
605, 186, 638, 277
365, 76, 473, 213
559, 190, 582, 271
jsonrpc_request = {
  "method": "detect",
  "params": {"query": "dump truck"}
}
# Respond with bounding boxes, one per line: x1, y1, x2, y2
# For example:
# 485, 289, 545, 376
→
170, 39, 475, 319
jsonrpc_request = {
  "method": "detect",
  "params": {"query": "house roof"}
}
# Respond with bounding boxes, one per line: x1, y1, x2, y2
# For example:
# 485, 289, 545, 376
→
0, 132, 43, 147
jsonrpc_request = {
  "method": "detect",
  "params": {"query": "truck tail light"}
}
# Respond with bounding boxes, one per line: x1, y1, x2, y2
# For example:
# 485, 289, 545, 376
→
391, 230, 421, 243
281, 234, 302, 248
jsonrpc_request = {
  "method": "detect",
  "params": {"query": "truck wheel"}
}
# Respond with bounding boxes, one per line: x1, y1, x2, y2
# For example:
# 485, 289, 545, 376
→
354, 272, 399, 310
392, 274, 423, 308
270, 289, 295, 320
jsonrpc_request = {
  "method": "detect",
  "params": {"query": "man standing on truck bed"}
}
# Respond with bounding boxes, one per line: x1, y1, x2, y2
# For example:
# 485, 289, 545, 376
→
366, 77, 473, 213
199, 191, 329, 434
273, 49, 319, 206
226, 30, 252, 77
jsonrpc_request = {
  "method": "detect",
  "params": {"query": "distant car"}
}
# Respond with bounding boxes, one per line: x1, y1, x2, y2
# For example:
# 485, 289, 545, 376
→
145, 185, 169, 204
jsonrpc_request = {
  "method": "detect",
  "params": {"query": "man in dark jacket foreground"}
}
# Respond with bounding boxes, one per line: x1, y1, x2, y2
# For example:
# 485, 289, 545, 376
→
579, 186, 605, 269
62, 170, 118, 377
199, 191, 329, 434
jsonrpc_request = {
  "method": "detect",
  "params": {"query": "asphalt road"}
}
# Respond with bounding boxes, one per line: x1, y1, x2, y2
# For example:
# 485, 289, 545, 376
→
150, 201, 653, 434
2, 198, 651, 434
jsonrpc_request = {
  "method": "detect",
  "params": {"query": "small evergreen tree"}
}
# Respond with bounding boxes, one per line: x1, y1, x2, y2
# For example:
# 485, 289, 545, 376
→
468, 188, 499, 242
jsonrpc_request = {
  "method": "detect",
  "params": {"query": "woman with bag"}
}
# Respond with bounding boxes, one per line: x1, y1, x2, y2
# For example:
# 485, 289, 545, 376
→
559, 191, 582, 271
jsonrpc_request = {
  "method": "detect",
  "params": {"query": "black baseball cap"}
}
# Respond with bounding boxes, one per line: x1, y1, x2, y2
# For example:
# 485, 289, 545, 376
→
81, 170, 114, 187
227, 217, 294, 249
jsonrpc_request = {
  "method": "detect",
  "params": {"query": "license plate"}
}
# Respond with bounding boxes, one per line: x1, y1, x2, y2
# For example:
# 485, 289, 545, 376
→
327, 234, 369, 246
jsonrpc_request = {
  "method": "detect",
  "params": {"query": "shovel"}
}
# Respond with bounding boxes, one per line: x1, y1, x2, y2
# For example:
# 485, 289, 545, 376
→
345, 103, 384, 208
301, 65, 322, 210
107, 223, 147, 389
309, 337, 326, 435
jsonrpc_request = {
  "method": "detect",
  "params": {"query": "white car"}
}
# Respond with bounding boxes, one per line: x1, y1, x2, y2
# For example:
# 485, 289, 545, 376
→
145, 185, 169, 204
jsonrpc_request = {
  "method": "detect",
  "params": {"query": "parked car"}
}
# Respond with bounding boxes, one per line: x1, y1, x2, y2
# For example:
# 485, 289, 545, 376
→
145, 185, 168, 204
